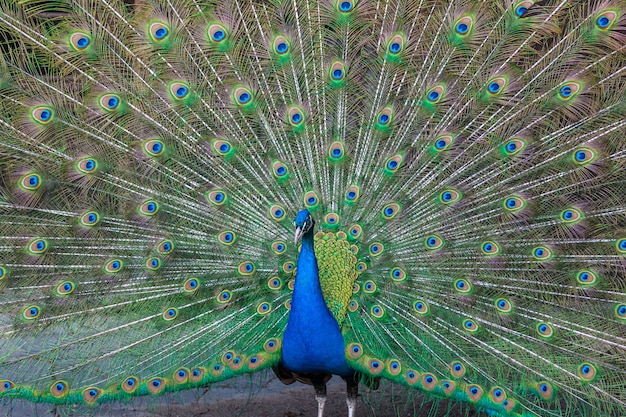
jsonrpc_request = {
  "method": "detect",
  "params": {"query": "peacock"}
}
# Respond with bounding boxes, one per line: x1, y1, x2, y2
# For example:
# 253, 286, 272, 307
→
0, 0, 625, 416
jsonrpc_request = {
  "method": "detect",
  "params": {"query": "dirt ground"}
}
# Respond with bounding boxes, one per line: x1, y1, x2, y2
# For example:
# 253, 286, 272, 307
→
2, 372, 478, 417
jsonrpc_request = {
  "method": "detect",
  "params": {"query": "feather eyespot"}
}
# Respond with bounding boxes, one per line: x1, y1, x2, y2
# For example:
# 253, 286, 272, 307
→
264, 338, 280, 352
269, 204, 286, 221
272, 241, 287, 254
425, 235, 444, 250
139, 200, 159, 216
367, 358, 384, 374
217, 290, 232, 304
51, 381, 68, 397
577, 363, 597, 381
377, 107, 393, 126
19, 173, 42, 191
381, 203, 400, 219
288, 106, 304, 126
104, 259, 123, 273
454, 278, 472, 293
174, 368, 189, 384
504, 196, 525, 211
387, 34, 404, 55
146, 257, 161, 271
450, 361, 466, 378
406, 371, 420, 385
422, 373, 437, 390
534, 381, 554, 400
532, 246, 552, 260
148, 378, 165, 394
615, 304, 626, 319
31, 106, 53, 124
426, 85, 445, 103
99, 93, 121, 111
434, 134, 453, 151
272, 160, 289, 178
149, 22, 170, 42
324, 213, 339, 226
462, 319, 479, 332
413, 300, 429, 315
268, 277, 282, 290
348, 300, 359, 312
55, 281, 75, 296
514, 1, 533, 17
481, 241, 501, 255
238, 261, 255, 275
390, 267, 406, 282
218, 231, 236, 245
183, 278, 200, 292
536, 322, 554, 338
347, 343, 363, 359
558, 81, 581, 100
162, 308, 177, 321
22, 305, 41, 320
273, 36, 290, 55
208, 23, 228, 43
0, 266, 7, 281
76, 157, 98, 174
206, 189, 227, 206
454, 16, 473, 35
157, 240, 174, 254
440, 189, 461, 204
282, 261, 295, 273
69, 32, 91, 50
191, 368, 205, 382
595, 10, 617, 30
495, 298, 513, 313
363, 280, 376, 293
487, 77, 507, 95
328, 141, 345, 160
370, 305, 385, 318
560, 208, 582, 223
503, 138, 526, 156
384, 154, 403, 173
345, 185, 360, 202
122, 377, 138, 393
329, 61, 346, 82
79, 211, 100, 229
212, 139, 234, 156
257, 302, 272, 315
369, 242, 384, 256
573, 147, 596, 165
576, 270, 597, 286
82, 387, 101, 403
442, 380, 456, 396
489, 386, 507, 403
169, 82, 190, 100
233, 87, 252, 106
618, 239, 626, 254
467, 385, 483, 402
27, 238, 48, 254
303, 191, 319, 208
337, 0, 355, 13
356, 262, 367, 273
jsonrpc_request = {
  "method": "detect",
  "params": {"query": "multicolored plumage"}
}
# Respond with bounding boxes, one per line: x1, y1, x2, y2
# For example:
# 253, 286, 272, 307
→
1, 0, 625, 416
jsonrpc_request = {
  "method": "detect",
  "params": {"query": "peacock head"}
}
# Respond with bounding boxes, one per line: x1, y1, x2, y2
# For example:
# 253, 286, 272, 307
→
294, 209, 314, 244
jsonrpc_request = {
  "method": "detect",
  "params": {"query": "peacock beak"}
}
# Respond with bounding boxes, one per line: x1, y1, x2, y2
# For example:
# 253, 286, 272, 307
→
294, 227, 303, 244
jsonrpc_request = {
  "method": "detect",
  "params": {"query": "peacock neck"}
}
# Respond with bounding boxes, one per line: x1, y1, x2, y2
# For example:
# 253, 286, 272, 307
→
281, 227, 353, 376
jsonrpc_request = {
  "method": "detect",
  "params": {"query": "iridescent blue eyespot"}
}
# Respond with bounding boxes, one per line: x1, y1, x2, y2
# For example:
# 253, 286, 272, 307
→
488, 82, 500, 93
213, 30, 225, 41
516, 6, 527, 17
456, 23, 468, 34
561, 85, 572, 97
340, 1, 352, 12
107, 97, 119, 108
428, 91, 439, 101
597, 16, 610, 28
276, 42, 288, 53
155, 27, 168, 39
77, 37, 90, 47
379, 114, 389, 124
291, 113, 302, 123
390, 43, 400, 53
332, 69, 343, 79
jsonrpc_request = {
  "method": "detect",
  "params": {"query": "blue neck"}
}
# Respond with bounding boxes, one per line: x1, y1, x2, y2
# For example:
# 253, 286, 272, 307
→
280, 229, 353, 376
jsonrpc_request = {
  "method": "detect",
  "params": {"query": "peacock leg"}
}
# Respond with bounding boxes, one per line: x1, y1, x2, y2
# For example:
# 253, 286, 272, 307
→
313, 379, 327, 417
345, 375, 358, 417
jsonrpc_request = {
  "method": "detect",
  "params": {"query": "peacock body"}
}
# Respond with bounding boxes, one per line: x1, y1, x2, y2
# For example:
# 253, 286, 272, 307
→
0, 0, 625, 416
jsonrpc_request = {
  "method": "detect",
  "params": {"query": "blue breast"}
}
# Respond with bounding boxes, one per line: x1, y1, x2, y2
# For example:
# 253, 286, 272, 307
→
281, 230, 353, 376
